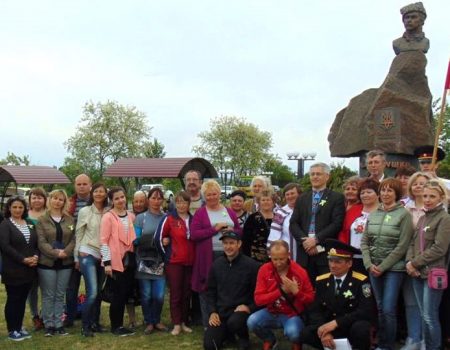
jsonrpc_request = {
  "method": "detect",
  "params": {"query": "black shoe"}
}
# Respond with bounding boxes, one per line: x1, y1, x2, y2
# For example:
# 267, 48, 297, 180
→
81, 328, 94, 337
91, 323, 105, 333
55, 327, 69, 336
112, 327, 135, 337
44, 328, 55, 337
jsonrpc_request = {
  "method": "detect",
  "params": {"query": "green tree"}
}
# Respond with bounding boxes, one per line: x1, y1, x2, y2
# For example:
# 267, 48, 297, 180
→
65, 100, 153, 176
327, 162, 357, 191
192, 116, 273, 177
263, 156, 297, 187
0, 152, 31, 166
142, 138, 166, 158
434, 100, 450, 178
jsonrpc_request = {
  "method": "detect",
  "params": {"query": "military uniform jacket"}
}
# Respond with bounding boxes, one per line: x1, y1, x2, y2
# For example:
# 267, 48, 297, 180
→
306, 270, 374, 330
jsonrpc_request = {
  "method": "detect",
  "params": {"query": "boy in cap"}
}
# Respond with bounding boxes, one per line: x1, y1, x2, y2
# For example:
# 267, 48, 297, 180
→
203, 231, 260, 350
301, 239, 374, 350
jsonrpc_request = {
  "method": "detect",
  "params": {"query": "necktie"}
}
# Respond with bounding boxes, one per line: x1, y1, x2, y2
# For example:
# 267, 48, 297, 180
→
308, 192, 322, 235
335, 279, 342, 296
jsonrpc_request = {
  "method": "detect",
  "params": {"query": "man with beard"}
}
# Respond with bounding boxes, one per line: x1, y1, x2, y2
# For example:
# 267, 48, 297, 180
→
184, 170, 204, 215
183, 169, 205, 325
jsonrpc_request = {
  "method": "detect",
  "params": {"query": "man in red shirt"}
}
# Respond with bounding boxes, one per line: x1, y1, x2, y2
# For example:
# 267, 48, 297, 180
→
247, 240, 314, 350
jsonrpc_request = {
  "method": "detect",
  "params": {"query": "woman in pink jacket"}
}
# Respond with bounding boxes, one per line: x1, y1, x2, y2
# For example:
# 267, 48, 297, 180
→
100, 187, 136, 337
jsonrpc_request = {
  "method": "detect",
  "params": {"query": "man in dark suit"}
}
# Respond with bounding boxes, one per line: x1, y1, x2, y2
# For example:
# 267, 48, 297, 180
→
301, 239, 374, 350
289, 162, 345, 283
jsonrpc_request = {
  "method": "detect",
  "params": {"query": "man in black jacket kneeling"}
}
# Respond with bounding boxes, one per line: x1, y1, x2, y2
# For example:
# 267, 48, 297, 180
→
204, 231, 260, 350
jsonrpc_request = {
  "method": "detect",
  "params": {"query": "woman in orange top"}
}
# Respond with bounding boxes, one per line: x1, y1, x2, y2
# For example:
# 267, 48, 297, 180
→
100, 187, 136, 337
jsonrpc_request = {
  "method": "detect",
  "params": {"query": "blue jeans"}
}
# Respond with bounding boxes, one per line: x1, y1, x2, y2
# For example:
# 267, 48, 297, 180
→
402, 276, 422, 343
27, 278, 40, 317
65, 268, 81, 323
138, 278, 165, 325
79, 254, 105, 329
247, 308, 303, 343
38, 268, 72, 329
412, 277, 443, 350
369, 271, 404, 350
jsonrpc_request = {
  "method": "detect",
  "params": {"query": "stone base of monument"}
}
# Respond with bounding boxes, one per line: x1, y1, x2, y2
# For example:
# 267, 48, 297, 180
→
329, 51, 434, 159
359, 153, 418, 178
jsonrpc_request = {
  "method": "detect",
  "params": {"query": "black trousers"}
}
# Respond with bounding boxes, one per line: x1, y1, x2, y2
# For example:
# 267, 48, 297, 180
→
109, 267, 135, 330
301, 320, 371, 350
203, 311, 249, 350
5, 283, 33, 332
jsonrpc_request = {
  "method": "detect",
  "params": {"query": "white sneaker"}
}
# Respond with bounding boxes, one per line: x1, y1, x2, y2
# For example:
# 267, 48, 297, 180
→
8, 331, 26, 341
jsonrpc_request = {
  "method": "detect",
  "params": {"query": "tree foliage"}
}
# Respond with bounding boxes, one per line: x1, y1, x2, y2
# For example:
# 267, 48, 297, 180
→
263, 156, 297, 187
142, 138, 166, 158
64, 101, 153, 176
434, 100, 450, 178
0, 152, 31, 166
192, 116, 273, 177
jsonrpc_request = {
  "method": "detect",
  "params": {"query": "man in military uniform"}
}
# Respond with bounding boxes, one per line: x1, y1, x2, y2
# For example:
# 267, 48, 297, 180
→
301, 239, 374, 350
414, 145, 450, 191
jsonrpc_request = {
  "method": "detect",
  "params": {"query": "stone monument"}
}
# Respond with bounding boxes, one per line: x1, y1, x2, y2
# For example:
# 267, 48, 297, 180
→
328, 2, 434, 175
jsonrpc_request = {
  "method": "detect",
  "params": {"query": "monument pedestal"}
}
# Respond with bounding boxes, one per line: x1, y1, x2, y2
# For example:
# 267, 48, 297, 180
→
359, 153, 418, 178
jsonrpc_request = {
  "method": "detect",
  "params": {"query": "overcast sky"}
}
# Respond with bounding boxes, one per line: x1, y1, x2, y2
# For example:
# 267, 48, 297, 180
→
1, 0, 449, 174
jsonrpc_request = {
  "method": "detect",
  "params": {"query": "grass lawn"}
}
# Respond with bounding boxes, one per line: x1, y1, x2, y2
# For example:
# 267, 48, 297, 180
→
0, 281, 294, 350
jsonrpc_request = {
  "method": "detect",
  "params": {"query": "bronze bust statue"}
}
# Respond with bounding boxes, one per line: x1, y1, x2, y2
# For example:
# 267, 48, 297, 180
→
393, 2, 429, 55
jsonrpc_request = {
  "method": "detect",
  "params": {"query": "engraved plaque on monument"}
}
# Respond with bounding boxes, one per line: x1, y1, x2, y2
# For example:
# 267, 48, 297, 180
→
373, 108, 401, 150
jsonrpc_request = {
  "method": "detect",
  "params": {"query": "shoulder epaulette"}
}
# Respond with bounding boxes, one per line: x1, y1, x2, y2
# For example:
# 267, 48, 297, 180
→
352, 271, 367, 281
316, 273, 331, 281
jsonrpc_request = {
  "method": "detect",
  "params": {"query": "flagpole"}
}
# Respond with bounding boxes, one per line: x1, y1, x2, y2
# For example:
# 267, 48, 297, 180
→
431, 59, 450, 168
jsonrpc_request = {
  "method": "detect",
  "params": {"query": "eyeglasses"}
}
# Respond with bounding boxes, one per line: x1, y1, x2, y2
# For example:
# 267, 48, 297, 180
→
425, 180, 445, 194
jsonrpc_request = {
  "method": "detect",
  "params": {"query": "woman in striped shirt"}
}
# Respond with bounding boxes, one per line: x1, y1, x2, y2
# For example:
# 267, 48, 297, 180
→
0, 196, 38, 341
100, 187, 136, 337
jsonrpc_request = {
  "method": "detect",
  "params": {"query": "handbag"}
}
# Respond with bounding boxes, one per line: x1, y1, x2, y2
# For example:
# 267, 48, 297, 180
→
418, 220, 449, 290
136, 231, 164, 276
428, 267, 448, 290
137, 257, 164, 276
100, 276, 115, 303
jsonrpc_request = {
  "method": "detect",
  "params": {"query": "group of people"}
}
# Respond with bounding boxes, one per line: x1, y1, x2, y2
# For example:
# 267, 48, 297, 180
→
0, 145, 449, 350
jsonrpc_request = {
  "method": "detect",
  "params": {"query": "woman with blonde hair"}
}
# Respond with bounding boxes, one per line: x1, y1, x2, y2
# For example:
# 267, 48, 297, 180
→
36, 189, 75, 336
400, 172, 432, 350
406, 179, 450, 350
191, 179, 241, 326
